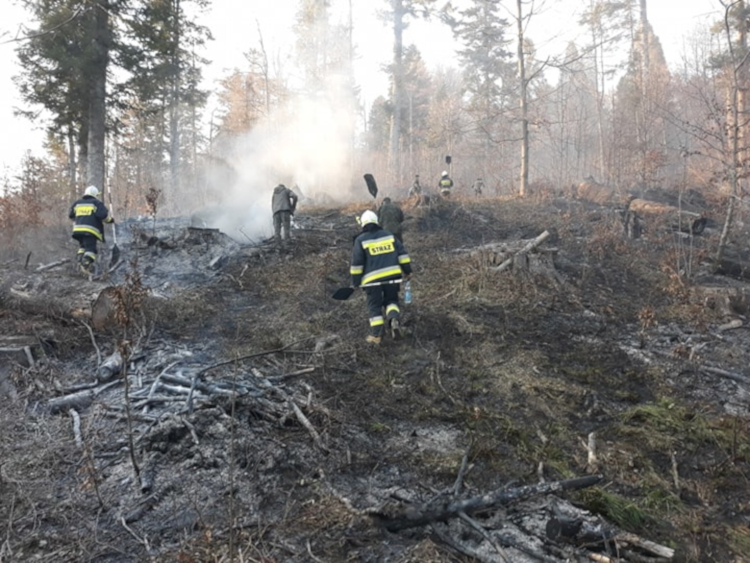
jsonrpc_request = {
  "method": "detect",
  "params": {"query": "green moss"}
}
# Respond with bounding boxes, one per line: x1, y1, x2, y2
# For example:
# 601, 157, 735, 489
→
728, 525, 750, 556
369, 422, 391, 433
579, 488, 655, 532
618, 399, 750, 456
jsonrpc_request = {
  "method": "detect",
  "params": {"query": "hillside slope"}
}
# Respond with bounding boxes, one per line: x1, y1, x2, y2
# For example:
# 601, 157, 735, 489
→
1, 197, 749, 562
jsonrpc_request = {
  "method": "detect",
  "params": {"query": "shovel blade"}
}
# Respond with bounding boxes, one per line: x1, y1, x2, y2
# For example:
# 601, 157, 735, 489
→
364, 173, 378, 199
332, 287, 356, 301
109, 244, 120, 268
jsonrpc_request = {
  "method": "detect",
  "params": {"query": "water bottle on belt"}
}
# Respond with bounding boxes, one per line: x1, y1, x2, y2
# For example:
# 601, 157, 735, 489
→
404, 281, 412, 304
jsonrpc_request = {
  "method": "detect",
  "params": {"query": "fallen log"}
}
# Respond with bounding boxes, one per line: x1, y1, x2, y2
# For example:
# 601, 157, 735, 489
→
628, 198, 706, 235
369, 474, 602, 531
575, 180, 629, 206
49, 380, 120, 413
49, 389, 96, 414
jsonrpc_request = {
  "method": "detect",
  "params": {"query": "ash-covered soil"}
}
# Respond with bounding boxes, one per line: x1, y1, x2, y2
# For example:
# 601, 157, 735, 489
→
1, 196, 749, 562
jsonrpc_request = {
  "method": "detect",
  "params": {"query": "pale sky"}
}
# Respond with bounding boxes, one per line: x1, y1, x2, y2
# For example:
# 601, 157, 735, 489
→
0, 0, 721, 180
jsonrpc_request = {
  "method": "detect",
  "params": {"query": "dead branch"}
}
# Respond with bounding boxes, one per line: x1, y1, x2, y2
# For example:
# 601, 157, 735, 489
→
258, 378, 329, 454
702, 365, 750, 386
452, 445, 471, 495
79, 320, 102, 366
36, 259, 70, 272
370, 474, 602, 531
68, 409, 83, 449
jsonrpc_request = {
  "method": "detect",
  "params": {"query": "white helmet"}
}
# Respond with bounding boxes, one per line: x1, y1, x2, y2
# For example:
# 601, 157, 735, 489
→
360, 210, 378, 226
84, 185, 100, 197
441, 171, 448, 177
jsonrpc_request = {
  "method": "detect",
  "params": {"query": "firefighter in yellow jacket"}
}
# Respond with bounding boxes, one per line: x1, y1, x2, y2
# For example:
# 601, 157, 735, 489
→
68, 185, 114, 274
351, 210, 413, 344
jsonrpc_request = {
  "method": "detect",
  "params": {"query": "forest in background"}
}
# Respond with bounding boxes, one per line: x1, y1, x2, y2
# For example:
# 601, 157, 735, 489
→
1, 0, 749, 260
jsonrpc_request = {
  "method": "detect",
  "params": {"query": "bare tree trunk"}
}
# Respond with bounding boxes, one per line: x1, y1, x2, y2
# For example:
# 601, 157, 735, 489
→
67, 127, 77, 200
588, 0, 607, 181
168, 0, 182, 202
86, 0, 111, 191
716, 1, 749, 267
254, 21, 271, 116
516, 0, 529, 197
388, 0, 405, 188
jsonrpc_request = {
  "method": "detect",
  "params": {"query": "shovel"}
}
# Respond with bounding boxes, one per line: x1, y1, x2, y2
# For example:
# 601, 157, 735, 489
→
364, 173, 378, 199
332, 279, 403, 301
108, 194, 120, 268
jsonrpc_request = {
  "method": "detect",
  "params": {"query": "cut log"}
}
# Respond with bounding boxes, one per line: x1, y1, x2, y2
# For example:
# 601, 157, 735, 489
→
493, 230, 551, 273
98, 350, 124, 382
91, 287, 120, 331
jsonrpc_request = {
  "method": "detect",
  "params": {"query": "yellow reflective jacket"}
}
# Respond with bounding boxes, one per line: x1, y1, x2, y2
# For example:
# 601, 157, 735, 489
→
350, 225, 412, 287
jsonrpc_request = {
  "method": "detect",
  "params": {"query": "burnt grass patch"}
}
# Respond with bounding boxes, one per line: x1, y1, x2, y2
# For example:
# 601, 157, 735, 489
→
1, 197, 749, 561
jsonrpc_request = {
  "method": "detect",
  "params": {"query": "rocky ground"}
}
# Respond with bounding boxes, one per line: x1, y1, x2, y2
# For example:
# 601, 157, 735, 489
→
1, 194, 749, 562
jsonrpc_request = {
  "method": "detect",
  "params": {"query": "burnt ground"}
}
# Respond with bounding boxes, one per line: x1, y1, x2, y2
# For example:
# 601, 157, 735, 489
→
1, 196, 750, 562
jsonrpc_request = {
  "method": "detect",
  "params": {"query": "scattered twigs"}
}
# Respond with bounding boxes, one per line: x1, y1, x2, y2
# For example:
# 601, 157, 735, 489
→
305, 539, 326, 563
79, 320, 102, 366
671, 451, 680, 490
585, 432, 599, 473
430, 524, 495, 562
142, 361, 178, 413
614, 532, 675, 559
196, 336, 317, 377
267, 367, 316, 380
181, 417, 200, 446
22, 346, 34, 369
91, 259, 124, 281
458, 512, 510, 562
119, 343, 141, 488
68, 408, 83, 449
120, 516, 151, 551
452, 445, 471, 495
257, 378, 329, 454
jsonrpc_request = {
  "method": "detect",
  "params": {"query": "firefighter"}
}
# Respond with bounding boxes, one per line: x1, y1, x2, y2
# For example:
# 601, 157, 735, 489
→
68, 185, 114, 274
438, 171, 453, 197
472, 177, 485, 196
271, 183, 298, 248
351, 210, 412, 345
377, 197, 405, 241
408, 174, 422, 201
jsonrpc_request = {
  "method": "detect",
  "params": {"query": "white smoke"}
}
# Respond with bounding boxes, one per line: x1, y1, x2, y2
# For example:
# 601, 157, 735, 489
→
197, 74, 362, 242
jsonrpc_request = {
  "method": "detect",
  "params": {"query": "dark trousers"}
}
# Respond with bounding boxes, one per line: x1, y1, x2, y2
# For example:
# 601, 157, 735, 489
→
365, 284, 400, 336
72, 233, 99, 265
273, 211, 292, 242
